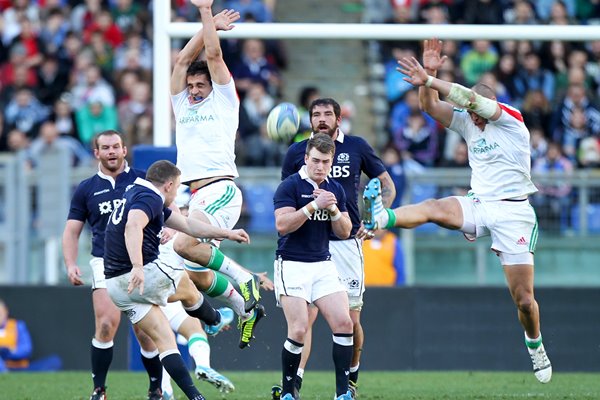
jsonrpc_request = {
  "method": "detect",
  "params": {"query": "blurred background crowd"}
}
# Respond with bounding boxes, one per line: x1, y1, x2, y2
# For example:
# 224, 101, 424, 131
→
0, 0, 599, 237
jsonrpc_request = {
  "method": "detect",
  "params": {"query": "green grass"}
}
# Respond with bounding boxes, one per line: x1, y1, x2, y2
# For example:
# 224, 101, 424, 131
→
0, 371, 599, 399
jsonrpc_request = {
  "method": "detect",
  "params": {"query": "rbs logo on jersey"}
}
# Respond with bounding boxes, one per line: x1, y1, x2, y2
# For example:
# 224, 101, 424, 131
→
309, 209, 331, 221
329, 165, 350, 178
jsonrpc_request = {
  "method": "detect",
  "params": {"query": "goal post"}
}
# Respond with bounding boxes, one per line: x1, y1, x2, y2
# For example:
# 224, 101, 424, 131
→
154, 20, 600, 146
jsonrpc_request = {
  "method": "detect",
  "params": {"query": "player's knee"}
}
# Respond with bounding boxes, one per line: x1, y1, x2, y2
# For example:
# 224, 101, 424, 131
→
515, 292, 535, 314
288, 324, 309, 341
334, 316, 353, 334
96, 319, 118, 340
173, 236, 190, 258
188, 271, 213, 290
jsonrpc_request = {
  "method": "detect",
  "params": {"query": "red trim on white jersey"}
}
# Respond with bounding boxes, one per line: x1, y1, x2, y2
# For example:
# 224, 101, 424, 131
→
498, 103, 524, 122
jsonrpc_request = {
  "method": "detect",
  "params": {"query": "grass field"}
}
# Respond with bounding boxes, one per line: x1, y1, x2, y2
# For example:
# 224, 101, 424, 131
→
1, 371, 599, 399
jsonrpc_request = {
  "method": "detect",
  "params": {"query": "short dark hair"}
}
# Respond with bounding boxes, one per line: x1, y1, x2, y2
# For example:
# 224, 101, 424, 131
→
471, 83, 496, 99
187, 61, 211, 82
94, 130, 124, 149
306, 132, 336, 157
309, 98, 341, 119
146, 160, 181, 185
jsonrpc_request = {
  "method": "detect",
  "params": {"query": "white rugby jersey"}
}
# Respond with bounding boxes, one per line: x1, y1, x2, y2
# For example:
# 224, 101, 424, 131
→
171, 78, 239, 183
449, 103, 538, 201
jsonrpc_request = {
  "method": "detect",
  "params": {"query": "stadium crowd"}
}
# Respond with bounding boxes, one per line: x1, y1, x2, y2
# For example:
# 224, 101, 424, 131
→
0, 0, 599, 233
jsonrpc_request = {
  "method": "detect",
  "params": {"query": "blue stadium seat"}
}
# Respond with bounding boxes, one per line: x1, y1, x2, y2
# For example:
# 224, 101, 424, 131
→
244, 184, 276, 234
570, 204, 600, 233
132, 145, 177, 170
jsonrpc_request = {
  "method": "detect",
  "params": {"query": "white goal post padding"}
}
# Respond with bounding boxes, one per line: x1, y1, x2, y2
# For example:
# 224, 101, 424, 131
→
153, 10, 600, 146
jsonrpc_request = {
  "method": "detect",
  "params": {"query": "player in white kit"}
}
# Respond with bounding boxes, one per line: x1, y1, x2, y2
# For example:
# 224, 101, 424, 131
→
169, 0, 265, 349
363, 39, 551, 384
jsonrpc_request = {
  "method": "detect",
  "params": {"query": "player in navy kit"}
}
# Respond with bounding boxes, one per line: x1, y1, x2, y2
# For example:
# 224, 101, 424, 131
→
279, 98, 396, 398
62, 130, 167, 400
274, 133, 354, 400
104, 160, 249, 400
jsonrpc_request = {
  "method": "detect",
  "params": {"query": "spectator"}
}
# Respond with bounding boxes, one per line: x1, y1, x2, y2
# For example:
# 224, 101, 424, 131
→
363, 230, 405, 286
37, 56, 69, 106
513, 52, 555, 103
75, 99, 118, 148
6, 128, 30, 155
555, 106, 592, 161
384, 46, 417, 104
532, 142, 574, 231
4, 87, 49, 138
460, 40, 498, 86
521, 89, 552, 135
232, 38, 280, 97
83, 9, 123, 49
110, 0, 146, 33
440, 141, 470, 196
28, 121, 92, 167
113, 30, 152, 73
224, 0, 272, 22
48, 95, 79, 140
0, 44, 37, 88
85, 30, 114, 76
463, 0, 504, 24
389, 89, 437, 137
549, 0, 577, 25
70, 64, 115, 109
38, 7, 69, 56
0, 298, 61, 372
69, 0, 103, 34
552, 84, 600, 138
393, 109, 439, 167
117, 80, 152, 143
0, 297, 32, 372
530, 126, 549, 165
381, 144, 406, 209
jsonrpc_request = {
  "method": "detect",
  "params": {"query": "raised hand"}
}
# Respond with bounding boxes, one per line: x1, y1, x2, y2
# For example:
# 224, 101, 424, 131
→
396, 57, 429, 87
214, 9, 240, 31
422, 38, 447, 72
191, 0, 213, 8
228, 228, 250, 244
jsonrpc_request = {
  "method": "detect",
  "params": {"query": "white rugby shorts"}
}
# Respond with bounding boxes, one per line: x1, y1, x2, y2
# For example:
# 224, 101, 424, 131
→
274, 258, 346, 306
160, 301, 188, 332
90, 257, 106, 290
188, 180, 242, 230
106, 259, 185, 324
455, 195, 538, 261
330, 238, 364, 310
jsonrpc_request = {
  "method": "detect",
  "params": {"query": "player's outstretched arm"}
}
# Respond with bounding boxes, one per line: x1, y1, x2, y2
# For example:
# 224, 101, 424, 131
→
62, 219, 85, 286
170, 6, 240, 94
195, 0, 232, 85
166, 212, 250, 243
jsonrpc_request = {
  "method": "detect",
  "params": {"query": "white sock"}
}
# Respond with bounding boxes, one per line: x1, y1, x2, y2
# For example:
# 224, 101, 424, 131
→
219, 255, 253, 284
297, 367, 304, 379
215, 281, 247, 317
161, 367, 173, 394
188, 333, 211, 367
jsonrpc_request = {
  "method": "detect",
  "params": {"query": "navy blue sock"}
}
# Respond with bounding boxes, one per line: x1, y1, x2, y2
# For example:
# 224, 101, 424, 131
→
332, 333, 353, 397
185, 298, 220, 326
349, 367, 359, 384
161, 353, 205, 400
281, 338, 303, 396
141, 354, 162, 392
91, 343, 113, 389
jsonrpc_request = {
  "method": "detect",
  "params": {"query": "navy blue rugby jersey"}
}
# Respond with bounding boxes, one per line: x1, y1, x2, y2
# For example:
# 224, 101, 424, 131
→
274, 167, 347, 262
103, 178, 173, 279
281, 131, 386, 238
67, 166, 146, 257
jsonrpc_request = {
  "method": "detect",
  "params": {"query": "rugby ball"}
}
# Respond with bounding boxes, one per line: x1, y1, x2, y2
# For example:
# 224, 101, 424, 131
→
266, 102, 300, 142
